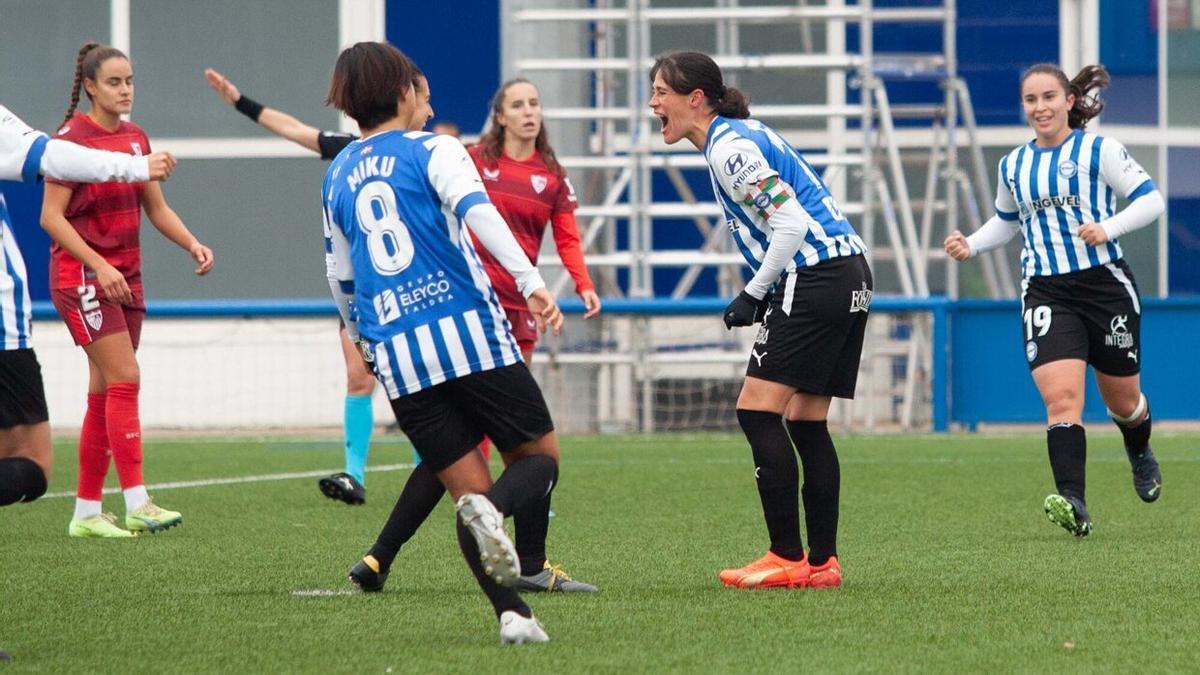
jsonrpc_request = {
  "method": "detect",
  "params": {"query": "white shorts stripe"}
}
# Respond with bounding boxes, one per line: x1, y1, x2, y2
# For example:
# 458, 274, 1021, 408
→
390, 333, 422, 394
463, 310, 494, 371
373, 343, 401, 399
414, 324, 446, 386
1104, 263, 1141, 315
782, 273, 797, 316
438, 316, 472, 378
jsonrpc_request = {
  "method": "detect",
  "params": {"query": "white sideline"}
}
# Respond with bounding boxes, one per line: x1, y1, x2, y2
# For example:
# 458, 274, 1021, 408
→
41, 463, 416, 499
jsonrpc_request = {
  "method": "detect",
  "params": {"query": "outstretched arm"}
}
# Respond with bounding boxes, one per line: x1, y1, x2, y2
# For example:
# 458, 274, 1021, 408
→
2, 103, 173, 182
205, 68, 322, 153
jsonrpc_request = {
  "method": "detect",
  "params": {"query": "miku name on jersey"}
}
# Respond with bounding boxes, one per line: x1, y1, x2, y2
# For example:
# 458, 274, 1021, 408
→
345, 155, 397, 192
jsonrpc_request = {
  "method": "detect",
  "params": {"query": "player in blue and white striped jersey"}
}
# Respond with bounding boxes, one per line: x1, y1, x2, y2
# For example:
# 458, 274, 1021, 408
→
322, 42, 559, 644
946, 64, 1165, 537
0, 103, 174, 509
650, 51, 873, 590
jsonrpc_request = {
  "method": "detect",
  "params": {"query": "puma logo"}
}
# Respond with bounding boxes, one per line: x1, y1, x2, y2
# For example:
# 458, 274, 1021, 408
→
750, 349, 767, 367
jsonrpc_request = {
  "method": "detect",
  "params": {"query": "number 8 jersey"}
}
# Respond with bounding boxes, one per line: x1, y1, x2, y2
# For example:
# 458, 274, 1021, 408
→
322, 130, 523, 397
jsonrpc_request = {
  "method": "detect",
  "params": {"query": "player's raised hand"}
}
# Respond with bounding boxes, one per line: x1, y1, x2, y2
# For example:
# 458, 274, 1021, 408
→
527, 288, 563, 335
943, 230, 971, 261
580, 289, 601, 319
96, 262, 132, 306
204, 68, 240, 105
1077, 222, 1109, 246
145, 151, 177, 181
190, 242, 214, 275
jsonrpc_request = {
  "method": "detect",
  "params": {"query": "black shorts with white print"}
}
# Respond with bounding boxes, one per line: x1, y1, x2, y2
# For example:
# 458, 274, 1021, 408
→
745, 254, 873, 399
1020, 259, 1142, 376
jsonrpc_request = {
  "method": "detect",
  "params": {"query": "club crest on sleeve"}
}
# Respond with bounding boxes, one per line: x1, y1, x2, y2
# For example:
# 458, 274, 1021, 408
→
531, 174, 548, 194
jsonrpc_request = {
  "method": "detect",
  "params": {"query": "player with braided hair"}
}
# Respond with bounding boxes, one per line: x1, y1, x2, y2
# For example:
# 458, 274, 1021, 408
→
42, 41, 215, 538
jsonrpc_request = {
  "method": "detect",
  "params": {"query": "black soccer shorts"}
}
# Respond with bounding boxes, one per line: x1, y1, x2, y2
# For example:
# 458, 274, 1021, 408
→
1020, 259, 1143, 376
387, 362, 555, 471
0, 349, 49, 429
745, 254, 873, 399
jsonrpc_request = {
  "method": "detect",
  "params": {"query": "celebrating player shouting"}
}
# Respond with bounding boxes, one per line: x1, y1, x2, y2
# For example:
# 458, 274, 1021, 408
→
322, 42, 562, 644
650, 51, 871, 589
945, 64, 1165, 536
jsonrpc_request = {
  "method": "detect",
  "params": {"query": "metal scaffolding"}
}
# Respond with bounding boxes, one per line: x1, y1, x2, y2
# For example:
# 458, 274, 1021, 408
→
504, 0, 1011, 430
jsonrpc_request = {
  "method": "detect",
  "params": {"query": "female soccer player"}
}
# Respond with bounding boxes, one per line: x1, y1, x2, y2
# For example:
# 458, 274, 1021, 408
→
323, 41, 561, 643
0, 103, 175, 510
945, 64, 1164, 537
41, 42, 215, 538
650, 51, 871, 589
348, 78, 603, 595
204, 65, 435, 504
471, 77, 601, 363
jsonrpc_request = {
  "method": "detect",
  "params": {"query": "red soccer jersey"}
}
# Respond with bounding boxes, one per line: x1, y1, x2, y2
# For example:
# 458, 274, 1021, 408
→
46, 112, 149, 290
468, 145, 594, 311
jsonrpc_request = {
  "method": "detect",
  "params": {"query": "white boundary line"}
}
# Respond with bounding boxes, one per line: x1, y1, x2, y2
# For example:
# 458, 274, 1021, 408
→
41, 463, 415, 499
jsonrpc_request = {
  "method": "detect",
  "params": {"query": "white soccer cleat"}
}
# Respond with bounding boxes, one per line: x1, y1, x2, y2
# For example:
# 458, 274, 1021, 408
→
499, 610, 550, 645
455, 494, 519, 587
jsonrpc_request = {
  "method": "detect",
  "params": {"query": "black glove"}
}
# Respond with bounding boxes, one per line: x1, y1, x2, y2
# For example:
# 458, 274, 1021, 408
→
724, 291, 767, 329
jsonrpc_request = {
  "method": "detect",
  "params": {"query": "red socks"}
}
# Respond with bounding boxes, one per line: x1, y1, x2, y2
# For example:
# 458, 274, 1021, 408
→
76, 392, 110, 500
106, 382, 144, 490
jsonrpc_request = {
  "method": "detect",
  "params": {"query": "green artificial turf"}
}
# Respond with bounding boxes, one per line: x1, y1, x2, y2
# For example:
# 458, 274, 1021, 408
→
1, 431, 1196, 673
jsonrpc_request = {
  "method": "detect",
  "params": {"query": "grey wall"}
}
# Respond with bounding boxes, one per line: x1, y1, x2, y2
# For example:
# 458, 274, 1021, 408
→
2, 0, 340, 300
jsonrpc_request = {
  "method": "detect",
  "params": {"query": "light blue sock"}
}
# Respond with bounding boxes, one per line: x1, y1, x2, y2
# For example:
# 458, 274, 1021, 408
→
344, 395, 373, 484
412, 447, 422, 466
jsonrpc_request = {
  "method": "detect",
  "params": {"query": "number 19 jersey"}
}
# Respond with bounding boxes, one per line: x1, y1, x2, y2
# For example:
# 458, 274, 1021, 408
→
322, 130, 521, 398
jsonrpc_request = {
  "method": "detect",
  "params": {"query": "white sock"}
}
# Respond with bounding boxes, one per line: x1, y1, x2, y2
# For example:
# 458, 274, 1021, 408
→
73, 499, 102, 521
123, 485, 149, 512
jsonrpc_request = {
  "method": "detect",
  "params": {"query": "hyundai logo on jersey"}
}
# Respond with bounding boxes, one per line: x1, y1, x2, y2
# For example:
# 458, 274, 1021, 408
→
724, 153, 746, 176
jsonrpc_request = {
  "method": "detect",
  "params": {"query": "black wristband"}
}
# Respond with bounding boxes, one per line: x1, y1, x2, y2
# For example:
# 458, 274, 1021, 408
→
234, 95, 264, 122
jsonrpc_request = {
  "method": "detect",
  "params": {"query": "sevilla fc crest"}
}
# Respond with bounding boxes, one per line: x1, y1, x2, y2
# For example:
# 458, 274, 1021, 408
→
131, 142, 143, 156
84, 310, 104, 331
482, 167, 500, 181
530, 174, 548, 194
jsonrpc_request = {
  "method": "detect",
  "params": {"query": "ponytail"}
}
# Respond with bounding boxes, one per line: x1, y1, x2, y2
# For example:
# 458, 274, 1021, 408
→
714, 86, 750, 119
60, 41, 129, 131
62, 42, 100, 130
1065, 64, 1109, 129
1020, 62, 1110, 130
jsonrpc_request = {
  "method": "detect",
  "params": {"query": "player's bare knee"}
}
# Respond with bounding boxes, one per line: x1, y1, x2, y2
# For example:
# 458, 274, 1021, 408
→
507, 433, 560, 464
346, 371, 375, 396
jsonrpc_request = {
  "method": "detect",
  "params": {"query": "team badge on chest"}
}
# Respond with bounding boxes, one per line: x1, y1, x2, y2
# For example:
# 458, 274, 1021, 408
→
530, 174, 548, 194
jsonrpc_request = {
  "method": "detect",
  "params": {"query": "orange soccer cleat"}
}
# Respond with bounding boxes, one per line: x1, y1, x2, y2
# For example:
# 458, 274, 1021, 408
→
807, 556, 842, 589
719, 551, 810, 589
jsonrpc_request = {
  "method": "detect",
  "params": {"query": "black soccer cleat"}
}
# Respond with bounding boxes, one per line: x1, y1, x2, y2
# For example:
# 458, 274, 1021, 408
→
1126, 446, 1162, 503
319, 472, 366, 505
347, 556, 388, 593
